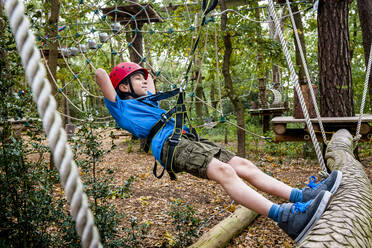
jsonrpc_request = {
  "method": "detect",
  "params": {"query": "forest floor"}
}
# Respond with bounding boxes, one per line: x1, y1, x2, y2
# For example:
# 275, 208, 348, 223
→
91, 129, 371, 248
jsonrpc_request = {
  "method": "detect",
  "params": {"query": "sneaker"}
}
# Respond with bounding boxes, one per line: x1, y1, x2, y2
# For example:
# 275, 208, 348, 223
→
278, 190, 332, 243
302, 170, 342, 202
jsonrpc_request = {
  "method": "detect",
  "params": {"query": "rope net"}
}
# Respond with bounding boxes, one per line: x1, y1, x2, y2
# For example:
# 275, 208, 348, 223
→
34, 0, 312, 131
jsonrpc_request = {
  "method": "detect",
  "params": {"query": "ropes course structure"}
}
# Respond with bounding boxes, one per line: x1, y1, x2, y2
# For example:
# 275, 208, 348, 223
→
36, 0, 296, 140
3, 0, 371, 246
269, 0, 372, 170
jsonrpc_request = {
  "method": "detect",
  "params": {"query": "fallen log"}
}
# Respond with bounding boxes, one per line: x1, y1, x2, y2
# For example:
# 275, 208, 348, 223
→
189, 206, 258, 248
300, 129, 372, 247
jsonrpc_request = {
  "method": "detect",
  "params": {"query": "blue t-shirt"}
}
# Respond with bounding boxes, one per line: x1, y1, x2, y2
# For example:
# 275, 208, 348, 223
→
104, 93, 175, 164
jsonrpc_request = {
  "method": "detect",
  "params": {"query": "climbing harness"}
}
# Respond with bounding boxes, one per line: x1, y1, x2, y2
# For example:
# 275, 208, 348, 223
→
141, 88, 197, 180
141, 0, 218, 180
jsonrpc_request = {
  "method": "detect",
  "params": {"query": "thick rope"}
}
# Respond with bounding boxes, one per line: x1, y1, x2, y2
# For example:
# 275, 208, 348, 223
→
286, 0, 328, 144
354, 42, 372, 145
267, 0, 327, 173
3, 0, 102, 247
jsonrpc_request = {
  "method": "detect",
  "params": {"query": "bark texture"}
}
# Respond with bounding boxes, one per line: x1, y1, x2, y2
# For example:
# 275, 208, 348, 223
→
189, 206, 258, 248
220, 0, 245, 157
318, 0, 354, 117
45, 0, 60, 96
356, 0, 372, 112
194, 13, 204, 123
292, 2, 307, 84
300, 129, 372, 247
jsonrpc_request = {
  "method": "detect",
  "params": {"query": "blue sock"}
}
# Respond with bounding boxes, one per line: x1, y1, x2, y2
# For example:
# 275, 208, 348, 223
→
289, 188, 303, 203
268, 204, 282, 223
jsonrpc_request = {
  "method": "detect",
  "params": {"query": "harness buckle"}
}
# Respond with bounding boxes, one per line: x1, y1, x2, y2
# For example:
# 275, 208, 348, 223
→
160, 113, 168, 122
168, 138, 180, 145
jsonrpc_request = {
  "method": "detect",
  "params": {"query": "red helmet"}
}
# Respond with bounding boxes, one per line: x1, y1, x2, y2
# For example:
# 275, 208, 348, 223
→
109, 62, 148, 89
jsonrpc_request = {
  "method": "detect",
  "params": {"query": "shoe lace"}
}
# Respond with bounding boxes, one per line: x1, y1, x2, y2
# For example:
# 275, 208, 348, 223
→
292, 200, 312, 214
305, 176, 325, 189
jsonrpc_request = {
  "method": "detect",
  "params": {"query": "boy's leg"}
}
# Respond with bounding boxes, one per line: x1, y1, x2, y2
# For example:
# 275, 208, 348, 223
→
226, 156, 342, 203
207, 157, 333, 243
206, 157, 273, 216
226, 156, 293, 200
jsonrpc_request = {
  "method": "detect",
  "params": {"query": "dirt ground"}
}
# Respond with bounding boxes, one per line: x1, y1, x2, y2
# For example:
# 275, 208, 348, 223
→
94, 129, 371, 248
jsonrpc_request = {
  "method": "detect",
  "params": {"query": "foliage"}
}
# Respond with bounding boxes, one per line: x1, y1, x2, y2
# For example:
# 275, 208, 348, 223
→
0, 12, 79, 247
165, 198, 201, 247
72, 120, 132, 247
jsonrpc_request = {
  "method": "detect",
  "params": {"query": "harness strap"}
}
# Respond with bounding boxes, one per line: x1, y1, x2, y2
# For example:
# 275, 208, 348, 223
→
153, 161, 166, 179
146, 92, 187, 180
145, 0, 219, 180
165, 92, 186, 180
143, 106, 179, 153
136, 88, 180, 103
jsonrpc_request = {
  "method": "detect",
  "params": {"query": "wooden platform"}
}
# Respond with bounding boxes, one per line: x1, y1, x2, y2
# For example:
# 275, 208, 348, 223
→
101, 4, 163, 23
248, 107, 287, 117
271, 115, 372, 142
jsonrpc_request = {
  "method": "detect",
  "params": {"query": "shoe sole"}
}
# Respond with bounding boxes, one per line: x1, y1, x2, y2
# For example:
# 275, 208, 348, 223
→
329, 171, 342, 195
294, 191, 332, 243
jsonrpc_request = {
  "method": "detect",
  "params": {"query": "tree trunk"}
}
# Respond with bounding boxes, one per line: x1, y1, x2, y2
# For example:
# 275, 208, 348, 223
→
258, 76, 267, 108
356, 0, 372, 112
292, 2, 307, 84
189, 206, 258, 248
130, 22, 144, 65
210, 78, 217, 109
291, 2, 317, 120
62, 79, 70, 125
254, 5, 267, 109
194, 13, 204, 123
44, 0, 60, 170
318, 0, 354, 117
45, 0, 60, 97
221, 0, 245, 157
203, 91, 210, 117
300, 129, 372, 247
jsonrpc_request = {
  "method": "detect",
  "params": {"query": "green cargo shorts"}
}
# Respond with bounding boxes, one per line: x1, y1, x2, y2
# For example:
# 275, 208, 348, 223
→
161, 133, 235, 179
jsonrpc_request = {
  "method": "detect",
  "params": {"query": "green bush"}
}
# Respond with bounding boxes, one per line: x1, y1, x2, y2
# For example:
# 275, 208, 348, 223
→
166, 199, 201, 247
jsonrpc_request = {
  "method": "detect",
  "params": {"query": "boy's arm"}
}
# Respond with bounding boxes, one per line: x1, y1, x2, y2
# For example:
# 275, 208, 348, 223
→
96, 68, 116, 102
147, 73, 156, 94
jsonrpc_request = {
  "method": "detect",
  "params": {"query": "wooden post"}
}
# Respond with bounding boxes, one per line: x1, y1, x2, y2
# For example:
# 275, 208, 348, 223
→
293, 84, 318, 119
189, 206, 258, 248
300, 129, 372, 247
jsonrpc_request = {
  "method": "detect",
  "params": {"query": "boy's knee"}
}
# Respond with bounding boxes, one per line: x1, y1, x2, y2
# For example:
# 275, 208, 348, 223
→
207, 160, 237, 182
231, 156, 258, 170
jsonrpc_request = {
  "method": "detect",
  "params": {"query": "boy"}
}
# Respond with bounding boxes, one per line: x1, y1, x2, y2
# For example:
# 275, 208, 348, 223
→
95, 62, 342, 243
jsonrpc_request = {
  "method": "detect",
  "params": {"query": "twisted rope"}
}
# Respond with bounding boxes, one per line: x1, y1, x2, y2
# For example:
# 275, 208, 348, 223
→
267, 0, 327, 173
286, 0, 328, 144
4, 0, 102, 247
354, 42, 372, 145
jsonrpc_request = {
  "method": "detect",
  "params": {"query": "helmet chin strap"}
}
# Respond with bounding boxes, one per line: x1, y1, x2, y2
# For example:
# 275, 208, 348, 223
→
127, 78, 141, 98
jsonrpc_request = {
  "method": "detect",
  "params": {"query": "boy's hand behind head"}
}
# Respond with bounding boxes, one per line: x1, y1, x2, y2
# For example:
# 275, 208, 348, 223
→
96, 68, 117, 102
